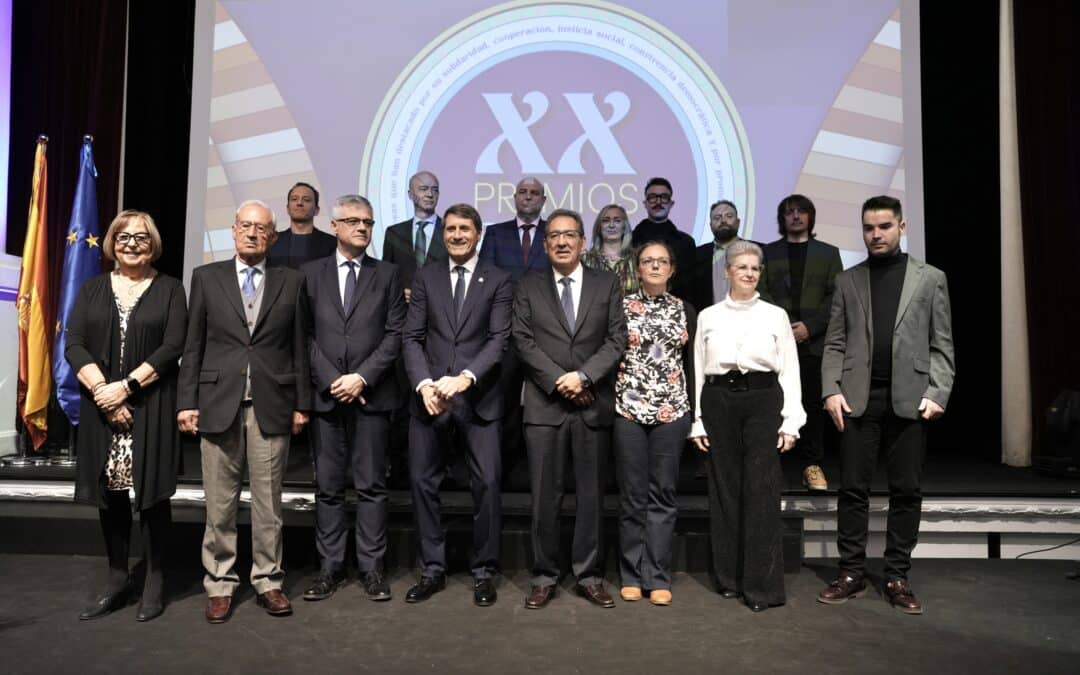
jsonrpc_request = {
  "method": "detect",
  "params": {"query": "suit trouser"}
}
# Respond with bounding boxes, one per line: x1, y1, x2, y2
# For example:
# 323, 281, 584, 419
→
794, 353, 825, 467
201, 403, 290, 596
837, 385, 926, 580
526, 414, 607, 587
409, 406, 502, 579
310, 403, 390, 574
613, 414, 688, 590
701, 382, 786, 606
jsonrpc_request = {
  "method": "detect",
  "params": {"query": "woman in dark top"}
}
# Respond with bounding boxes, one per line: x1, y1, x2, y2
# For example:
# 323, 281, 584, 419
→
65, 210, 188, 622
613, 240, 695, 605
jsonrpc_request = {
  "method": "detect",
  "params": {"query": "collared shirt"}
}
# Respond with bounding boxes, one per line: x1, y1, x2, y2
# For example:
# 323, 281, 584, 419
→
517, 217, 541, 246
447, 253, 480, 303
235, 257, 267, 294
413, 217, 434, 255
552, 263, 584, 318
335, 249, 365, 307
712, 238, 739, 306
690, 292, 806, 438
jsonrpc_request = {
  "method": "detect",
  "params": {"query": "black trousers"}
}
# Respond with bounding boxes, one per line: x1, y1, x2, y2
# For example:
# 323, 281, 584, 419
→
311, 405, 390, 574
613, 414, 689, 590
526, 414, 607, 587
701, 382, 786, 606
408, 406, 502, 579
99, 491, 170, 600
837, 386, 926, 580
794, 353, 825, 467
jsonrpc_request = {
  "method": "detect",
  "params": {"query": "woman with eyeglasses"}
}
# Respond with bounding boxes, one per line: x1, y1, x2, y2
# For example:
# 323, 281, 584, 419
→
65, 210, 188, 622
582, 204, 638, 296
688, 240, 805, 612
613, 240, 695, 605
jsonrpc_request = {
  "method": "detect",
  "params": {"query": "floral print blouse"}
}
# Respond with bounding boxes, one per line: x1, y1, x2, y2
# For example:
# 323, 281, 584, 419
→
616, 291, 691, 425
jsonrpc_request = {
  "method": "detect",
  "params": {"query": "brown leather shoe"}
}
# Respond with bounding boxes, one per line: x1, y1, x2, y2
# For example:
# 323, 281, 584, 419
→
524, 584, 556, 609
205, 595, 233, 624
256, 589, 293, 616
576, 583, 615, 608
817, 572, 868, 604
884, 579, 923, 615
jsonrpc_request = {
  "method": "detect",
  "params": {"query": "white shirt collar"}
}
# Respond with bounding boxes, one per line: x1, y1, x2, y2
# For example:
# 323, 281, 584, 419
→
235, 257, 267, 275
336, 249, 365, 267
516, 217, 540, 229
552, 263, 584, 286
414, 215, 434, 227
449, 253, 480, 274
722, 291, 760, 310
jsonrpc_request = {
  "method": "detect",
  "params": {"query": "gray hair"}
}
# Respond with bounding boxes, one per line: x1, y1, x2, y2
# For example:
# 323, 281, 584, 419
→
235, 199, 276, 229
725, 239, 763, 266
331, 194, 374, 220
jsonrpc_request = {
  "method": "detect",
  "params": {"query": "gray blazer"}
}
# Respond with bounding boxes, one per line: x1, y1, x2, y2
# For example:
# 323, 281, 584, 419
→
821, 255, 955, 420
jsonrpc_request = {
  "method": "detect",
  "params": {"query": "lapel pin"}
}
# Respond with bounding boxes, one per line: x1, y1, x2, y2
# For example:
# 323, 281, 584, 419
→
477, 277, 484, 283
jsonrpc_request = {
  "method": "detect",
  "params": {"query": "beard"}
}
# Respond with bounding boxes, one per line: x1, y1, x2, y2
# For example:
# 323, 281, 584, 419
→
712, 225, 738, 242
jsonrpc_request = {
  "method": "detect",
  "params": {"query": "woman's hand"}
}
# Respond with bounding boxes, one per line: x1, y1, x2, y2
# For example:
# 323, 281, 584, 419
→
106, 406, 134, 432
691, 435, 710, 453
777, 432, 796, 453
94, 381, 129, 411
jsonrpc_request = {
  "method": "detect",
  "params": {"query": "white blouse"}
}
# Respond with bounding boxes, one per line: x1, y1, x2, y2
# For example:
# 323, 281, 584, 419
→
689, 292, 806, 438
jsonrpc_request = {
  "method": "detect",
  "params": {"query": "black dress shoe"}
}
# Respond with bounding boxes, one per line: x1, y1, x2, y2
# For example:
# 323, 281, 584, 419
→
718, 587, 741, 599
474, 578, 497, 607
304, 570, 347, 601
134, 597, 164, 622
79, 585, 130, 621
360, 571, 393, 601
405, 575, 446, 603
747, 601, 769, 612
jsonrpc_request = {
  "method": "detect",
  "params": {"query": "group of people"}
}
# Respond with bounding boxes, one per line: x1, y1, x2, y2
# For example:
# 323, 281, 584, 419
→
65, 172, 954, 624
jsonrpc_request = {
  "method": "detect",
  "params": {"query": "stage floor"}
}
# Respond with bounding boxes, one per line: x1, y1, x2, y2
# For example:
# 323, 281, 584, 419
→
2, 555, 1077, 674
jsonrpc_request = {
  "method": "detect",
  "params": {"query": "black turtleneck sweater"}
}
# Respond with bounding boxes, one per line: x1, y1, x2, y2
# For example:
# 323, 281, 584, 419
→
868, 252, 907, 384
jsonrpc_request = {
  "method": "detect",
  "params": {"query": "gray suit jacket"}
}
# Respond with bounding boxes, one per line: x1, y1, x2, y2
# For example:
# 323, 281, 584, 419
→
821, 255, 955, 419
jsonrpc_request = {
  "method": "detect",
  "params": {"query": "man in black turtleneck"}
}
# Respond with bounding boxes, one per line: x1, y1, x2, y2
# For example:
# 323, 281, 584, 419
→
817, 195, 954, 616
631, 177, 695, 301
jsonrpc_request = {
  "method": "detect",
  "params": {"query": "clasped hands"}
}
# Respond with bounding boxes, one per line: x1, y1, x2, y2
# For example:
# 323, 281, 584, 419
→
420, 373, 473, 416
93, 381, 132, 432
556, 371, 593, 408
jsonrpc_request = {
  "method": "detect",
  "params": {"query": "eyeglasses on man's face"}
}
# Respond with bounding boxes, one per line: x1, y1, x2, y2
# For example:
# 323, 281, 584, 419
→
335, 217, 375, 229
545, 230, 582, 242
235, 221, 273, 235
645, 192, 672, 204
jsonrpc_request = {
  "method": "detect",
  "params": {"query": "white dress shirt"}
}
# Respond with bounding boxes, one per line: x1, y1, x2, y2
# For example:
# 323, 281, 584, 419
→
336, 250, 364, 307
517, 217, 540, 246
413, 217, 434, 255
235, 257, 267, 295
690, 292, 806, 438
414, 254, 480, 392
552, 263, 584, 318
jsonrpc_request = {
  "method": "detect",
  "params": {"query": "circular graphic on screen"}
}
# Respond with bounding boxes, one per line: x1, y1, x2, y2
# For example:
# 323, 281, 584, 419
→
360, 0, 753, 243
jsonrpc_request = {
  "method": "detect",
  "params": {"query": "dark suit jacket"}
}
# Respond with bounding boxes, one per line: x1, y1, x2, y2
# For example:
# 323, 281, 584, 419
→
177, 260, 311, 435
479, 218, 549, 281
758, 238, 843, 357
512, 265, 628, 427
382, 216, 447, 289
821, 255, 955, 419
301, 254, 407, 413
402, 259, 513, 421
267, 228, 337, 269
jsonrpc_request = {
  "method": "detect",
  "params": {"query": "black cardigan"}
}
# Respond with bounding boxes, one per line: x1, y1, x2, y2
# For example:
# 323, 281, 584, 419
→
64, 273, 188, 511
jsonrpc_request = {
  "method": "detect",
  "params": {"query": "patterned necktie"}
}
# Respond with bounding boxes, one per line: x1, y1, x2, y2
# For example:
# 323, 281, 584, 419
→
343, 260, 357, 310
414, 221, 428, 268
520, 224, 534, 266
453, 265, 467, 319
559, 276, 575, 330
242, 266, 257, 301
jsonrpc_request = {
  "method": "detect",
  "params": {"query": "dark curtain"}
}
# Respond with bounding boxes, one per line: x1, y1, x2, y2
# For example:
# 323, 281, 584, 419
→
1013, 2, 1080, 454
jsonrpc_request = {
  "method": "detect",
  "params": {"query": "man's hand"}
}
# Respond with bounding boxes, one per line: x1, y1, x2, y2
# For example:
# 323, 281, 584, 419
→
570, 390, 595, 408
404, 288, 412, 304
330, 373, 366, 404
177, 409, 199, 435
433, 374, 471, 400
107, 406, 134, 432
421, 384, 449, 417
777, 432, 796, 453
691, 436, 710, 453
791, 321, 810, 343
555, 371, 586, 398
825, 393, 851, 432
918, 397, 944, 421
291, 411, 309, 435
94, 381, 128, 411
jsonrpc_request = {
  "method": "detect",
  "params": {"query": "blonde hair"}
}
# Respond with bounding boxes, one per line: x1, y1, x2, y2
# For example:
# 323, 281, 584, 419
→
102, 209, 163, 262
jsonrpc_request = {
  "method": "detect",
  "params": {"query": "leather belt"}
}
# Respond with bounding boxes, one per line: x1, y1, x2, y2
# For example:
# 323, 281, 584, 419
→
704, 371, 777, 392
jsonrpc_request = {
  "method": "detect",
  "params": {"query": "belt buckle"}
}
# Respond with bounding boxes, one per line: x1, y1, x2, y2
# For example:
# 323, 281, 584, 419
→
727, 373, 749, 392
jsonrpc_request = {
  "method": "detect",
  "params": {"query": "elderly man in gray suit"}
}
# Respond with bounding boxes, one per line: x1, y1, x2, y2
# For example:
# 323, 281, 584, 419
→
816, 195, 954, 615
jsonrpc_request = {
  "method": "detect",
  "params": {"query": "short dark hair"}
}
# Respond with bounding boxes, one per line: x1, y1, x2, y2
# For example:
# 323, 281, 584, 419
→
287, 181, 320, 207
547, 208, 585, 235
861, 195, 903, 220
633, 239, 678, 278
776, 194, 816, 236
710, 199, 737, 215
443, 203, 483, 235
643, 177, 673, 195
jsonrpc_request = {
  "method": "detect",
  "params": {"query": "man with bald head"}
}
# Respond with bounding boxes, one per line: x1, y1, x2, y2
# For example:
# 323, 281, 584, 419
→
479, 177, 550, 280
383, 171, 448, 300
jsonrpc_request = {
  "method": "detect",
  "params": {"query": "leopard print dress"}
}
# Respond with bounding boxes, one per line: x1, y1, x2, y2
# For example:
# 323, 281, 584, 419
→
104, 296, 135, 490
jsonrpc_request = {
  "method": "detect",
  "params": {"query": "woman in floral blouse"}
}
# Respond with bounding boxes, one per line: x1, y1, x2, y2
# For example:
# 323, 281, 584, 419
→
613, 240, 696, 605
582, 204, 638, 295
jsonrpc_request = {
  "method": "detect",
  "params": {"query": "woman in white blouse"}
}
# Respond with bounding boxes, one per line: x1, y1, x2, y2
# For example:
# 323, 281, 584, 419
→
689, 240, 805, 612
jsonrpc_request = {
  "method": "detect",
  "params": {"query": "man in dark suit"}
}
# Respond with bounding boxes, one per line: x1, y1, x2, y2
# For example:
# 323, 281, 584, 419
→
177, 199, 312, 623
268, 182, 337, 268
512, 208, 628, 609
691, 199, 748, 311
382, 171, 448, 301
758, 194, 843, 491
817, 196, 954, 615
478, 176, 549, 280
299, 194, 406, 603
401, 203, 513, 606
631, 177, 696, 301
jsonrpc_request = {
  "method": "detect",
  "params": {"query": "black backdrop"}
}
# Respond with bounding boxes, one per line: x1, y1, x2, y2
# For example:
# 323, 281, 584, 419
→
6, 1, 1079, 463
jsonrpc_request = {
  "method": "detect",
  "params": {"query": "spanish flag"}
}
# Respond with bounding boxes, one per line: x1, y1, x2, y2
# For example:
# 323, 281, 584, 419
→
16, 136, 52, 449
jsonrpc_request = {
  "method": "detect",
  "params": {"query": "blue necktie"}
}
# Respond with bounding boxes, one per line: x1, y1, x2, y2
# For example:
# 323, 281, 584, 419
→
559, 277, 575, 331
242, 266, 257, 301
414, 221, 428, 267
453, 265, 467, 320
343, 260, 357, 310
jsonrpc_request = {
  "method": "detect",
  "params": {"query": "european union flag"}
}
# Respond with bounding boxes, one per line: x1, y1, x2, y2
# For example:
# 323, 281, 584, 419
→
53, 136, 101, 425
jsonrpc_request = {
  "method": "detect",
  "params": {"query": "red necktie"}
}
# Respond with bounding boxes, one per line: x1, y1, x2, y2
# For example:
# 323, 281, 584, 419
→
521, 224, 534, 266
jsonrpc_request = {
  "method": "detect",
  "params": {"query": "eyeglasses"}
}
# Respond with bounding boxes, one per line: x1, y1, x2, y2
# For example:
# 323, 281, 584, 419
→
236, 221, 273, 235
644, 193, 672, 204
640, 257, 671, 268
115, 233, 151, 247
545, 230, 581, 242
335, 217, 375, 228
